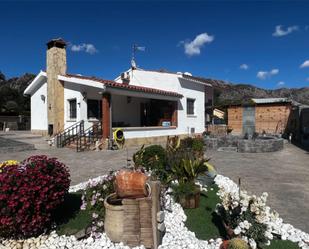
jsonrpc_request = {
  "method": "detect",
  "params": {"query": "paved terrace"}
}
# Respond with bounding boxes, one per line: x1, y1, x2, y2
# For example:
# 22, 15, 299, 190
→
0, 131, 308, 232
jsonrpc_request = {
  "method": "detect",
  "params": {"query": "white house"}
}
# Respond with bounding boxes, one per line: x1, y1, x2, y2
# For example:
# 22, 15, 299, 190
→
24, 38, 213, 146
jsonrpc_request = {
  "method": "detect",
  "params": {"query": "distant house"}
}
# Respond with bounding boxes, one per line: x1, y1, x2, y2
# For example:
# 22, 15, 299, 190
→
24, 38, 213, 146
227, 98, 293, 135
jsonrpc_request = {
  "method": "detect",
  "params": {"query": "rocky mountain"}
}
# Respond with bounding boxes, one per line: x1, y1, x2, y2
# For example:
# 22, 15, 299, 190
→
0, 72, 35, 115
186, 76, 309, 106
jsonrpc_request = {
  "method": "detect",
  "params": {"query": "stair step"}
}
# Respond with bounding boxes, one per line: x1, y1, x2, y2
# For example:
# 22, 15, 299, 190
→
217, 147, 238, 152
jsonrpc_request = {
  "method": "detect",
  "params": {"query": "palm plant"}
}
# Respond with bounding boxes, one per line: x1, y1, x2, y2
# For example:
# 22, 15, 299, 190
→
172, 158, 209, 184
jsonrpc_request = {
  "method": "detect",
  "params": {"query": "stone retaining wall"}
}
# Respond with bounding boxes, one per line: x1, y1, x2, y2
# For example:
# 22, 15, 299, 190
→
204, 135, 284, 153
237, 138, 284, 153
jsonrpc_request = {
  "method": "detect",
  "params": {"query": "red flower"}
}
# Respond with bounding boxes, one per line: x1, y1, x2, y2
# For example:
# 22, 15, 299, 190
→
0, 155, 70, 238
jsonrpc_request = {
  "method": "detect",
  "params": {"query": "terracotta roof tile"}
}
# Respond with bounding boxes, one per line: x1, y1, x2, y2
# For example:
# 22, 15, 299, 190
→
64, 73, 183, 98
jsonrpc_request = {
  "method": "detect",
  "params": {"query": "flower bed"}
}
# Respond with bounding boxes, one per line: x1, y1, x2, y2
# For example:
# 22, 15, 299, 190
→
1, 172, 308, 249
1, 138, 308, 249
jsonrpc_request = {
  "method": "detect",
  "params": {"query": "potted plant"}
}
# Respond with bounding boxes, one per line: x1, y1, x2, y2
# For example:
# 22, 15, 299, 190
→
171, 182, 200, 209
171, 158, 208, 208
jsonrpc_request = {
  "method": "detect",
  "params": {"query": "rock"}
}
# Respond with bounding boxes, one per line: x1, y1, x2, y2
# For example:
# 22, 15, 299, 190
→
74, 229, 87, 240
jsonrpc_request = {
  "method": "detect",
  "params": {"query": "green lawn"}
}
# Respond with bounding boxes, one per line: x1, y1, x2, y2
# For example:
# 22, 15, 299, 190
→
184, 184, 226, 240
52, 192, 92, 236
262, 240, 300, 249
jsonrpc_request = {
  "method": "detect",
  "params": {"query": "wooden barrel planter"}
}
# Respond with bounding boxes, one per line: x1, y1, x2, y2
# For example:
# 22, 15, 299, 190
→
104, 193, 124, 242
179, 190, 200, 209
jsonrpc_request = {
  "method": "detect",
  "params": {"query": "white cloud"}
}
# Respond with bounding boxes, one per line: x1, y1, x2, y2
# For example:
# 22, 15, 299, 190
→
240, 64, 249, 70
257, 68, 279, 80
277, 81, 285, 86
270, 69, 279, 74
181, 33, 214, 56
300, 60, 309, 68
71, 43, 98, 54
272, 25, 299, 37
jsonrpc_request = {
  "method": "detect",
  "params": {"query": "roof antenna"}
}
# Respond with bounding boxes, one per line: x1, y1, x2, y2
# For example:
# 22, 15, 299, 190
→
131, 44, 145, 70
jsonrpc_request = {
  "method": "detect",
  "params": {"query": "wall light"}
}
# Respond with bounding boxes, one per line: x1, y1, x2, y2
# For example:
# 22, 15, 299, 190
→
40, 94, 46, 102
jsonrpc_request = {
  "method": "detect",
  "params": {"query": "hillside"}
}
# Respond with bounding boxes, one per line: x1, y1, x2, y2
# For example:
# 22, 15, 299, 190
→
0, 72, 35, 115
185, 76, 309, 106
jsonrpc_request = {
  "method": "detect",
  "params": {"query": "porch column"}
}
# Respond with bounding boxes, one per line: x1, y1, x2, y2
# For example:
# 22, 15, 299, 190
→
171, 101, 178, 127
102, 93, 111, 139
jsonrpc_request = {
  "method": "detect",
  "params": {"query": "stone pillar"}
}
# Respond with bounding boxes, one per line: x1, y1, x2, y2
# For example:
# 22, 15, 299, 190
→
102, 93, 111, 139
46, 38, 67, 135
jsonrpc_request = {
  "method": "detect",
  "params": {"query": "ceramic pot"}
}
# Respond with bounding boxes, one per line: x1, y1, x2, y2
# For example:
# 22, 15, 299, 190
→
219, 240, 230, 249
104, 193, 124, 242
115, 170, 148, 198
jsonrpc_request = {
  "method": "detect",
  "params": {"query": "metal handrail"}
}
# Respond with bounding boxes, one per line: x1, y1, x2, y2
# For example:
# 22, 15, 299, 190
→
56, 120, 84, 148
76, 122, 102, 152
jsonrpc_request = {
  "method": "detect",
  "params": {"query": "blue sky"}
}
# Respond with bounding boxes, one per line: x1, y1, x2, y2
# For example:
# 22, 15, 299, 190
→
0, 1, 309, 89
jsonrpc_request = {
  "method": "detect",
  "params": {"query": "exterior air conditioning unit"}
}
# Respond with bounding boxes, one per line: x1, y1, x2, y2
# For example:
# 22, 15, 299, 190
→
121, 72, 130, 83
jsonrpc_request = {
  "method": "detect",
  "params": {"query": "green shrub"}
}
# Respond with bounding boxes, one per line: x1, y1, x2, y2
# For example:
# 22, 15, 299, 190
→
228, 238, 249, 249
133, 145, 168, 181
180, 136, 205, 158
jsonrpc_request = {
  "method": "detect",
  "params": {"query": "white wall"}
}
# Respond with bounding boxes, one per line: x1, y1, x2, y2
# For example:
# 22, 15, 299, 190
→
30, 81, 48, 131
115, 70, 205, 137
122, 127, 179, 139
64, 82, 103, 130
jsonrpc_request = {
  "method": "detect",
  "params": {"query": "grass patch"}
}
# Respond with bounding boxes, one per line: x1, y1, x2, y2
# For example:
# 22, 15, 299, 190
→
262, 240, 300, 249
52, 192, 92, 236
184, 184, 226, 240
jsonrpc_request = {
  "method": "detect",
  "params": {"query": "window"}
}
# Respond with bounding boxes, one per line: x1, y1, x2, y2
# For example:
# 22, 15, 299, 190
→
87, 99, 102, 119
187, 98, 195, 115
68, 99, 77, 119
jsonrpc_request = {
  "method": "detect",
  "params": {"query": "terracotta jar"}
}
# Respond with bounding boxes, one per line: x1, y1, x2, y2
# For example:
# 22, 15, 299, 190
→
220, 240, 230, 249
115, 170, 149, 198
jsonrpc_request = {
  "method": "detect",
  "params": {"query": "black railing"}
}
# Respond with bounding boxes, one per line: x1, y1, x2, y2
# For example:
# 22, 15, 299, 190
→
56, 120, 84, 148
76, 122, 102, 152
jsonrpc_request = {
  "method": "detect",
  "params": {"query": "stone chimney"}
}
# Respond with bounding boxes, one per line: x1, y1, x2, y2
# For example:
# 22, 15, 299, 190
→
46, 38, 67, 135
